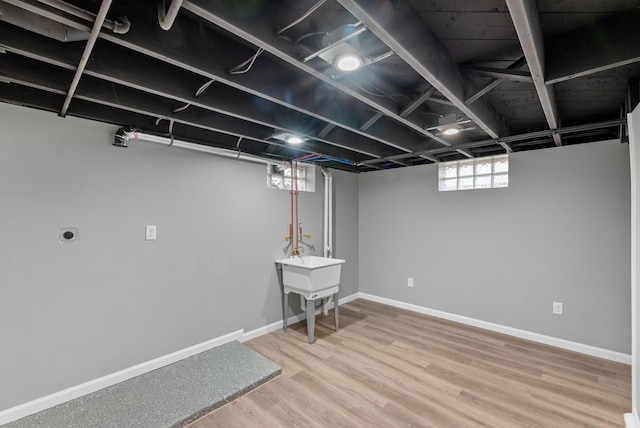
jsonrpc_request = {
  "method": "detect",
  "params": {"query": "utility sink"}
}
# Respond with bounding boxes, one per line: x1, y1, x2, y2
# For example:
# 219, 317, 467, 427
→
275, 256, 345, 344
275, 256, 345, 297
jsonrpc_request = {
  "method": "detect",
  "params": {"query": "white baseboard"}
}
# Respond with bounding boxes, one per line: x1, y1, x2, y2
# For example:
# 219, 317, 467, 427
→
241, 292, 360, 342
358, 293, 632, 365
0, 329, 243, 426
625, 410, 640, 427
0, 292, 361, 425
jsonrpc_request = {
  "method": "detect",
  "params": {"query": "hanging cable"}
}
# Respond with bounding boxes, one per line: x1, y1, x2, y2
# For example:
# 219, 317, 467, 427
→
168, 119, 175, 145
276, 0, 327, 35
235, 136, 243, 158
294, 31, 327, 45
228, 48, 264, 75
195, 79, 215, 97
172, 103, 191, 113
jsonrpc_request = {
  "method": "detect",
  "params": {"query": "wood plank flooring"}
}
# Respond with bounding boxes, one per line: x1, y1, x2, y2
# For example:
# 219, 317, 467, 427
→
188, 299, 631, 427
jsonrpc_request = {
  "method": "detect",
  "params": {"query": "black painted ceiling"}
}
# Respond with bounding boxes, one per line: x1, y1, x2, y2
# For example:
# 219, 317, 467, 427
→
0, 0, 638, 171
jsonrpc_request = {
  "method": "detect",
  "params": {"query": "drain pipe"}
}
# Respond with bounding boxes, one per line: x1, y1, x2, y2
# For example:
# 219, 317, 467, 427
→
60, 0, 112, 117
322, 168, 334, 316
322, 168, 331, 257
157, 0, 184, 30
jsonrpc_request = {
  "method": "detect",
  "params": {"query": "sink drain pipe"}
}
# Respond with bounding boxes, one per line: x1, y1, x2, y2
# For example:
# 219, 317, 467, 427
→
321, 168, 334, 315
299, 167, 334, 314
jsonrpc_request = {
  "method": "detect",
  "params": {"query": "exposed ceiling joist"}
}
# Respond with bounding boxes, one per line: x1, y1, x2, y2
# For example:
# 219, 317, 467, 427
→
359, 87, 435, 135
465, 57, 527, 105
4, 0, 443, 159
545, 9, 640, 85
180, 0, 453, 154
463, 65, 532, 83
506, 0, 562, 146
1, 53, 374, 165
59, 0, 112, 116
361, 118, 625, 165
0, 81, 370, 171
0, 24, 401, 160
336, 0, 509, 140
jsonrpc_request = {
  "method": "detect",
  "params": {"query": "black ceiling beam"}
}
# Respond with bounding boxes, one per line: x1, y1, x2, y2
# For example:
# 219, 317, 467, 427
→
0, 24, 400, 160
179, 0, 452, 156
545, 9, 640, 85
0, 53, 374, 165
506, 0, 562, 146
465, 57, 527, 105
336, 0, 509, 141
462, 66, 533, 83
360, 118, 626, 165
4, 1, 443, 159
0, 82, 375, 171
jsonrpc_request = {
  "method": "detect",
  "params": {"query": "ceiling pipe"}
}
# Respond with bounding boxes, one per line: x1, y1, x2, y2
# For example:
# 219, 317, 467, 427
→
114, 128, 281, 166
60, 0, 112, 117
157, 0, 184, 31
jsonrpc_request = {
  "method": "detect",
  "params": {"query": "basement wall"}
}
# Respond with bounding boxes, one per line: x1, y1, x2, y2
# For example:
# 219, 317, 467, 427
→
359, 139, 631, 354
0, 103, 359, 411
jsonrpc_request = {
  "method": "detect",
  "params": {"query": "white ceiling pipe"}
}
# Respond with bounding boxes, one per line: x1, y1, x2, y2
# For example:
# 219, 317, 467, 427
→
119, 130, 280, 166
322, 169, 334, 316
158, 0, 184, 30
322, 168, 330, 258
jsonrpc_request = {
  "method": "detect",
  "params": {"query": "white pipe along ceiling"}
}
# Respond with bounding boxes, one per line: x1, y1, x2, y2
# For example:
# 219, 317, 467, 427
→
0, 0, 637, 171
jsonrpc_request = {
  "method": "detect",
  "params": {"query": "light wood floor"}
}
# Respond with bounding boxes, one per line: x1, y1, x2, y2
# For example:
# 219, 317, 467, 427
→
189, 299, 631, 427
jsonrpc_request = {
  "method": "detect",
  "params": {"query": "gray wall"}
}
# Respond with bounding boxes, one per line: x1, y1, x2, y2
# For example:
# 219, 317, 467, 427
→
0, 103, 359, 411
359, 140, 631, 353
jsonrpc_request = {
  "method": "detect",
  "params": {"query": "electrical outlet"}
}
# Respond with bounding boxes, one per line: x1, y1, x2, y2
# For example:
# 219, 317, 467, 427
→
407, 277, 414, 287
146, 225, 157, 241
553, 302, 563, 315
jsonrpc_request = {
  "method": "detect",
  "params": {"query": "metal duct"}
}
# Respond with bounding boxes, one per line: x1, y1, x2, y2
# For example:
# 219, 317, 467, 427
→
0, 2, 89, 42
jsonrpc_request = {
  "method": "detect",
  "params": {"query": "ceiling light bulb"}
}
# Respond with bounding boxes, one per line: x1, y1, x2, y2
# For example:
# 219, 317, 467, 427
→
334, 53, 363, 71
442, 127, 460, 136
286, 135, 304, 144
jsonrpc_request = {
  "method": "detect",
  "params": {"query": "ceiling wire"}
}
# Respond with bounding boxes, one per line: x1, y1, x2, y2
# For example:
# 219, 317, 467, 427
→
173, 103, 191, 113
195, 79, 215, 97
276, 0, 327, 35
294, 31, 327, 45
229, 48, 264, 74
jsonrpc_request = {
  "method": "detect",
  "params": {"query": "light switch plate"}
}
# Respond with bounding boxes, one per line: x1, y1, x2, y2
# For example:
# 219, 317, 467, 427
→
553, 301, 563, 315
146, 225, 157, 241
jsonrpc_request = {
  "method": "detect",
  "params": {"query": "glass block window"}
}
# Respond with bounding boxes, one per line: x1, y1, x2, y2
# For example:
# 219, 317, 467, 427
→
267, 162, 316, 192
438, 155, 509, 192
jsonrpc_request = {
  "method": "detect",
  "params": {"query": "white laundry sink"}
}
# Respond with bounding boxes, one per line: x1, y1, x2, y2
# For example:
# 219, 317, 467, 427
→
275, 256, 345, 298
275, 256, 345, 344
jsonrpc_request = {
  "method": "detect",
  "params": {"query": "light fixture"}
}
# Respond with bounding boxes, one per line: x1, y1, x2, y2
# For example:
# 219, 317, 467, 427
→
271, 131, 306, 145
442, 126, 461, 136
334, 53, 363, 72
286, 135, 304, 144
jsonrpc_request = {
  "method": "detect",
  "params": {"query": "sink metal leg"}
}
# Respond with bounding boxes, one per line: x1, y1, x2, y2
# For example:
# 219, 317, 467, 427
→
306, 298, 315, 344
334, 292, 339, 332
283, 292, 288, 333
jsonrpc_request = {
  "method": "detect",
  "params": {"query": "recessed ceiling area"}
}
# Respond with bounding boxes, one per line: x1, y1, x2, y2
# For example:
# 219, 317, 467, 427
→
0, 0, 638, 171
